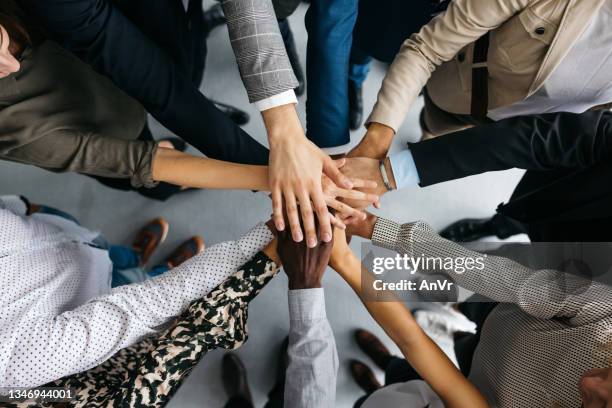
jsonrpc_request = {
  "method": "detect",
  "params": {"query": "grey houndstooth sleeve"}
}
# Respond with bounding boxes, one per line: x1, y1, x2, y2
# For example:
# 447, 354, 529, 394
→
220, 0, 299, 102
372, 218, 612, 326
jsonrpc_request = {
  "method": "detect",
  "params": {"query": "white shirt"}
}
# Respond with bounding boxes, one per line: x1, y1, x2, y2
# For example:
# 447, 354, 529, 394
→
0, 195, 273, 388
489, 0, 612, 121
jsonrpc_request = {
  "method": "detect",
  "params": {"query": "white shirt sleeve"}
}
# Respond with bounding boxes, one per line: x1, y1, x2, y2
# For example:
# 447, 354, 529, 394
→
2, 223, 274, 388
254, 90, 298, 111
388, 149, 421, 189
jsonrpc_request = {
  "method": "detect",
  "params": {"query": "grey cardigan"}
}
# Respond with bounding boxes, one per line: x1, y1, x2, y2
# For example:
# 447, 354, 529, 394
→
0, 41, 157, 187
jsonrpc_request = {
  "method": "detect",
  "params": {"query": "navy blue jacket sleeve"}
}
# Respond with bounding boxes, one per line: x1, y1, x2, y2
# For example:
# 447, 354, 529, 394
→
24, 0, 269, 165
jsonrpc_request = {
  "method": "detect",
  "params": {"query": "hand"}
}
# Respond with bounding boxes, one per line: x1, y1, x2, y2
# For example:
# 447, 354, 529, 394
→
277, 217, 333, 290
347, 122, 395, 160
339, 157, 396, 210
264, 104, 353, 248
322, 159, 380, 222
344, 211, 378, 240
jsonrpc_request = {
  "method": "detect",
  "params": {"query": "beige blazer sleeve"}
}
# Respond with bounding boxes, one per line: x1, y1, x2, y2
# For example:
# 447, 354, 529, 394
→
367, 0, 534, 132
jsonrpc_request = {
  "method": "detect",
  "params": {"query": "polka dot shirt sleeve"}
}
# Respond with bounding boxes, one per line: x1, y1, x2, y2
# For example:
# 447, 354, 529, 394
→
2, 223, 274, 388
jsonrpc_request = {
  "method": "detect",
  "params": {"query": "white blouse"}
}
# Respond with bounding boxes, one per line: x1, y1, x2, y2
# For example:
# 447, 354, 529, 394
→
0, 196, 273, 388
489, 0, 612, 120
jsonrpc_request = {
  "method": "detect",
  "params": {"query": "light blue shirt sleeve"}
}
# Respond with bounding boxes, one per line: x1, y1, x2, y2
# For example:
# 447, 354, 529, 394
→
284, 289, 338, 408
388, 149, 421, 189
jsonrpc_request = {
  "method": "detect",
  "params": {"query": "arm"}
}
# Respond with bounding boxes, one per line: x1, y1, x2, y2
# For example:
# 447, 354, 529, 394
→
343, 110, 612, 194
360, 0, 533, 153
277, 216, 338, 408
367, 216, 612, 325
2, 224, 274, 388
23, 0, 270, 166
329, 228, 488, 408
152, 148, 379, 221
285, 289, 338, 408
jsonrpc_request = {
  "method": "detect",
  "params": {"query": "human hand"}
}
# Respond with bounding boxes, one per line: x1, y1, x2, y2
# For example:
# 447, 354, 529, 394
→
264, 104, 353, 248
344, 211, 378, 240
322, 159, 380, 222
347, 122, 395, 160
339, 157, 396, 210
277, 216, 333, 290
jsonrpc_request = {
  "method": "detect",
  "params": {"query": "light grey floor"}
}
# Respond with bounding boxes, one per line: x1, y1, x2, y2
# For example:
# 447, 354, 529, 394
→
0, 3, 526, 407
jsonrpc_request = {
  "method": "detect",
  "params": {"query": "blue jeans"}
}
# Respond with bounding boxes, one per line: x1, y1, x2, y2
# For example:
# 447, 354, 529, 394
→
305, 0, 359, 148
348, 46, 372, 88
109, 246, 169, 288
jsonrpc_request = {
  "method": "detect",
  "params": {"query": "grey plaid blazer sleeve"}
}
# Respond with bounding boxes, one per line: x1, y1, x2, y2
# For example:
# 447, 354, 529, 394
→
220, 0, 299, 102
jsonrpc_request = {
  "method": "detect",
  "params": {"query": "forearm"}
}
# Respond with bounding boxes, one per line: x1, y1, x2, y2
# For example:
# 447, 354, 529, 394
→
284, 289, 338, 408
152, 148, 270, 191
334, 253, 488, 408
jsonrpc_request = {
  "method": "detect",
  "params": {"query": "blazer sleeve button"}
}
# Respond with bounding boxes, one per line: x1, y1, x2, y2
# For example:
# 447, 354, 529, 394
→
535, 27, 546, 35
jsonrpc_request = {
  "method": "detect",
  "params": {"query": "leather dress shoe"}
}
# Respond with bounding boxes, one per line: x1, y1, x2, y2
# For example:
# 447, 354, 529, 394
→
349, 80, 363, 130
355, 329, 392, 370
213, 100, 250, 126
440, 218, 495, 242
132, 218, 169, 266
350, 359, 382, 394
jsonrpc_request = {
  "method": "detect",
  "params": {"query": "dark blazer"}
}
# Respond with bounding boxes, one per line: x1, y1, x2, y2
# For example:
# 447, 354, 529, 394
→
23, 0, 270, 165
410, 111, 612, 240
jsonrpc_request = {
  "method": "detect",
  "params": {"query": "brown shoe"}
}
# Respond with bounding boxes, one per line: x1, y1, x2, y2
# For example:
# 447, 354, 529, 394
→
163, 236, 205, 268
222, 353, 254, 404
350, 360, 382, 394
355, 329, 392, 370
132, 218, 169, 266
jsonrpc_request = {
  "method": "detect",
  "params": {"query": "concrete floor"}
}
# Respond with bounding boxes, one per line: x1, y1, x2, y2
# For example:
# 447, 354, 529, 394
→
0, 3, 525, 407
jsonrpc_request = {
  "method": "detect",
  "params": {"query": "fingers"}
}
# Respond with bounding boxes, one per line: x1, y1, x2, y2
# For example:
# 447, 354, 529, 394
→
283, 190, 303, 243
312, 187, 333, 243
296, 188, 317, 247
323, 156, 353, 189
335, 187, 379, 204
328, 199, 367, 221
350, 178, 378, 189
271, 187, 285, 232
333, 158, 347, 169
330, 213, 347, 230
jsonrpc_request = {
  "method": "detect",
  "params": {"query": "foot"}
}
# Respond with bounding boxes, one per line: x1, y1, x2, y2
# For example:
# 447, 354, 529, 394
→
280, 19, 305, 96
163, 236, 205, 268
222, 354, 254, 404
132, 218, 170, 266
348, 80, 363, 131
213, 101, 250, 126
203, 3, 226, 33
439, 218, 495, 242
350, 360, 382, 394
354, 329, 392, 370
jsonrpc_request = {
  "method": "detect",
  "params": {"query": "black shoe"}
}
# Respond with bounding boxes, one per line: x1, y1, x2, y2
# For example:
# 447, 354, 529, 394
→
203, 3, 226, 33
354, 329, 392, 370
350, 360, 382, 394
213, 101, 250, 126
279, 19, 305, 96
440, 218, 495, 242
349, 80, 363, 130
222, 354, 254, 404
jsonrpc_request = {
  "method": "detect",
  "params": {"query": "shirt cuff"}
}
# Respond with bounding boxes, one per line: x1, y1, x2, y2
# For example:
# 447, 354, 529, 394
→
288, 288, 326, 321
389, 150, 420, 189
371, 217, 402, 250
254, 90, 298, 111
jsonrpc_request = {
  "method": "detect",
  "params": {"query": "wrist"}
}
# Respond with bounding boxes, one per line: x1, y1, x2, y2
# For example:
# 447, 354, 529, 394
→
288, 278, 322, 290
262, 104, 302, 145
361, 122, 395, 158
382, 157, 397, 190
